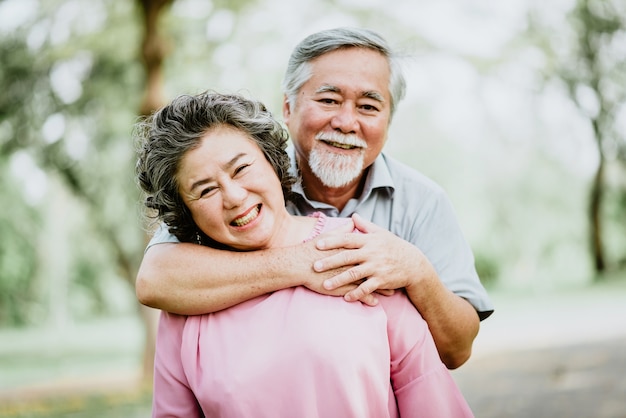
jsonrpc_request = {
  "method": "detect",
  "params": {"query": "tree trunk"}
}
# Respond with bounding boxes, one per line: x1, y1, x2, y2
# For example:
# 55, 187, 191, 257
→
135, 0, 174, 385
589, 118, 606, 276
138, 0, 173, 116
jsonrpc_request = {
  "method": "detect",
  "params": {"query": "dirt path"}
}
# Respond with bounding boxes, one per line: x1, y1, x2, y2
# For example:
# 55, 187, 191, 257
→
454, 336, 626, 417
452, 282, 626, 417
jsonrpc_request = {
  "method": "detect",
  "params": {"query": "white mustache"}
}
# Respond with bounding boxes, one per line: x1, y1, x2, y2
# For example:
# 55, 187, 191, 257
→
315, 132, 367, 149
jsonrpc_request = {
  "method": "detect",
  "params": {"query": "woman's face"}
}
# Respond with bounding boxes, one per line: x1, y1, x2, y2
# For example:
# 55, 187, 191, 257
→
176, 125, 291, 250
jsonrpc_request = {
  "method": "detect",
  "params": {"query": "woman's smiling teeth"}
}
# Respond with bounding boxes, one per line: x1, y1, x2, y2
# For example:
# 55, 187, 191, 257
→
231, 205, 261, 227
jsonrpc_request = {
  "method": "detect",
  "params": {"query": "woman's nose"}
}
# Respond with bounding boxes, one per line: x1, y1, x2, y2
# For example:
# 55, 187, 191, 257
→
222, 181, 247, 209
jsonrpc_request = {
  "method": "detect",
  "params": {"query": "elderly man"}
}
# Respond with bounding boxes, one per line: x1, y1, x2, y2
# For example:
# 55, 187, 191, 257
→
136, 27, 493, 369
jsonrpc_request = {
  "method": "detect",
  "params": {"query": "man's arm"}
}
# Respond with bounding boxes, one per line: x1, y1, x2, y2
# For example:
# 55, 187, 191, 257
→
312, 213, 480, 369
136, 242, 303, 314
402, 259, 479, 369
135, 220, 378, 314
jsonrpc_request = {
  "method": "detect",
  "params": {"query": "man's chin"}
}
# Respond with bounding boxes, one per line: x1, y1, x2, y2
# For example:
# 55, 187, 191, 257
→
309, 149, 364, 188
313, 169, 361, 188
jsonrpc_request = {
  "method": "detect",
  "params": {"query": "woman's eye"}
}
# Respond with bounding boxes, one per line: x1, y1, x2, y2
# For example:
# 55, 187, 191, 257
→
199, 186, 216, 197
235, 164, 250, 175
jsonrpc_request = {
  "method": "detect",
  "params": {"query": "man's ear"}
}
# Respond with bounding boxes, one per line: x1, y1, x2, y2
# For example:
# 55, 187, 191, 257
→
282, 94, 291, 123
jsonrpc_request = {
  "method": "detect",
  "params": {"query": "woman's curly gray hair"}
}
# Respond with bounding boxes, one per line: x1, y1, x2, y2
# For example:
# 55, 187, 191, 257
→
135, 91, 295, 244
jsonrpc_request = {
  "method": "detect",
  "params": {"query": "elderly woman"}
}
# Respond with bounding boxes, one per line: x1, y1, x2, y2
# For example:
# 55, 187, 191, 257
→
135, 91, 473, 418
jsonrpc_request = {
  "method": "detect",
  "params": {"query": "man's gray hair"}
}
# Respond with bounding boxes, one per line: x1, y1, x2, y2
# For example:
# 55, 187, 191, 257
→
281, 27, 406, 118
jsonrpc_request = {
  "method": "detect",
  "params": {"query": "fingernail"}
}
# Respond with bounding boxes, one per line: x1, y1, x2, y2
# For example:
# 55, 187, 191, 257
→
314, 261, 323, 271
316, 239, 325, 249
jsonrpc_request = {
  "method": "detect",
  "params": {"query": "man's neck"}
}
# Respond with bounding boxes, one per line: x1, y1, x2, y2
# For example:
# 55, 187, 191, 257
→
297, 161, 367, 212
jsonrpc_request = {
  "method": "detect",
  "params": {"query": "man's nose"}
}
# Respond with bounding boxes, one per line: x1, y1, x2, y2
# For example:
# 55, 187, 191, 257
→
330, 104, 359, 134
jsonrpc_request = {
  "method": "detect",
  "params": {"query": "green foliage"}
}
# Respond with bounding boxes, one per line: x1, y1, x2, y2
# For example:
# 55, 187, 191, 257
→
0, 37, 46, 154
526, 0, 626, 276
473, 251, 499, 288
0, 0, 146, 326
0, 178, 40, 326
0, 0, 281, 327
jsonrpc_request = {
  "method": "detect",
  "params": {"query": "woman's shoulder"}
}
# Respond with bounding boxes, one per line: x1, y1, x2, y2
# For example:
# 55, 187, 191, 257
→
377, 291, 426, 325
306, 212, 353, 239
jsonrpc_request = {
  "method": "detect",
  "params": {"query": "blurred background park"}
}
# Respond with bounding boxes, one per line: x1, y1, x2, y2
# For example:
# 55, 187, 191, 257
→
0, 0, 625, 416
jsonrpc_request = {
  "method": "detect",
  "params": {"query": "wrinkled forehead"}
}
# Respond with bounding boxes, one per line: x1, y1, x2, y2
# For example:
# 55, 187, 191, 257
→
307, 48, 391, 96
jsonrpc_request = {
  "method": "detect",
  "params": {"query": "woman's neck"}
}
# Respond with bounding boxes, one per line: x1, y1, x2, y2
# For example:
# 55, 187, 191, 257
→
278, 215, 318, 247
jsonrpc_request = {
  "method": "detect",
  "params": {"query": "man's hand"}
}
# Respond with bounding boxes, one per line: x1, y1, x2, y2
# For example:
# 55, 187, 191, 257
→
313, 213, 425, 302
302, 274, 380, 306
299, 218, 380, 306
312, 213, 481, 369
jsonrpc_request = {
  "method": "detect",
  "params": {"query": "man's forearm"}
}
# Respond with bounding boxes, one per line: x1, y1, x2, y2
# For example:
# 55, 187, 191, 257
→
405, 273, 480, 369
135, 242, 307, 314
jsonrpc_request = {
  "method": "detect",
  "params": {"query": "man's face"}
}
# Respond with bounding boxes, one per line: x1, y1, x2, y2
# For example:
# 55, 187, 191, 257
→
283, 47, 392, 189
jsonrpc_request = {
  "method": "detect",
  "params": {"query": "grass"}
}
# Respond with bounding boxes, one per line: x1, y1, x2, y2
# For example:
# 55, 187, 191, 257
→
0, 387, 152, 418
0, 315, 151, 417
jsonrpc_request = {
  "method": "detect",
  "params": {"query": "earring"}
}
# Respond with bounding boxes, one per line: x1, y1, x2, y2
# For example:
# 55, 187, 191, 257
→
196, 231, 202, 245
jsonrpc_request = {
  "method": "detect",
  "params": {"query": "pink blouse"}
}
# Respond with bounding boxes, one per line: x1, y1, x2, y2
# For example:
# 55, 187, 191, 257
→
152, 214, 473, 417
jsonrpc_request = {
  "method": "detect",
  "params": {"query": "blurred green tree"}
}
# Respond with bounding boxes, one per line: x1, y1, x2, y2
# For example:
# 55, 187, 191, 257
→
0, 0, 144, 324
0, 0, 261, 383
0, 173, 40, 325
0, 0, 148, 383
530, 0, 626, 278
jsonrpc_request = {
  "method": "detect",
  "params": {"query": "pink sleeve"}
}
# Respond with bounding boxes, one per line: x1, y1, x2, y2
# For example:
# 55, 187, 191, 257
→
379, 293, 475, 417
152, 312, 203, 418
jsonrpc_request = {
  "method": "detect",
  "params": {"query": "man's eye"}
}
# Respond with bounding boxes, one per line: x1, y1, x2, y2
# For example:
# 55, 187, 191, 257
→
319, 98, 336, 104
360, 104, 379, 112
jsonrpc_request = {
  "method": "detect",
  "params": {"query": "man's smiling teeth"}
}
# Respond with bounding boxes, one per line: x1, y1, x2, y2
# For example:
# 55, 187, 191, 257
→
231, 205, 260, 227
324, 141, 357, 150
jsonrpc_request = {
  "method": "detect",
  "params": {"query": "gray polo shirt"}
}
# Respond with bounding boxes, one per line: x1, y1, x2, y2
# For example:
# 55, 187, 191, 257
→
148, 147, 494, 319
